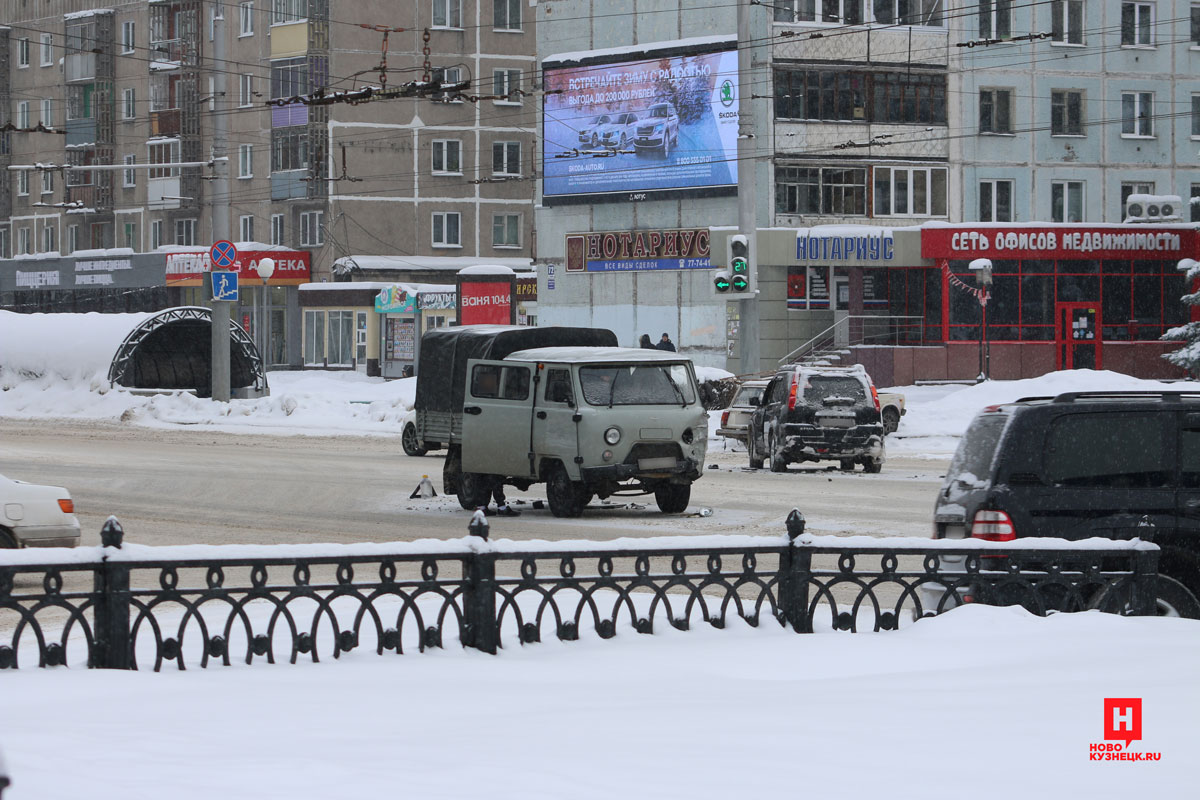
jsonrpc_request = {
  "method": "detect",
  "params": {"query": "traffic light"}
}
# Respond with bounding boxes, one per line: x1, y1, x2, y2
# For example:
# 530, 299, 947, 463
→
728, 234, 750, 292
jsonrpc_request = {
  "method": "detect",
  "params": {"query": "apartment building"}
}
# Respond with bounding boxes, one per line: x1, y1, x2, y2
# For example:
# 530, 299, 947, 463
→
0, 0, 537, 369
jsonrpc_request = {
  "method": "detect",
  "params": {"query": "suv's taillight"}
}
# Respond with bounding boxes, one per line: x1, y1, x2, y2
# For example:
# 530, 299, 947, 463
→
870, 384, 881, 412
721, 410, 730, 426
787, 375, 799, 411
970, 509, 1015, 541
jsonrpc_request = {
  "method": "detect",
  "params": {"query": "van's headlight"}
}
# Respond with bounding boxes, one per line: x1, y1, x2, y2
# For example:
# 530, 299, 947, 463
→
604, 426, 621, 445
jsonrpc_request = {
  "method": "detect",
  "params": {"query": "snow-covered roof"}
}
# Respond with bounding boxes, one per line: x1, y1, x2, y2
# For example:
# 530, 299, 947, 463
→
299, 281, 455, 293
0, 310, 153, 381
64, 8, 113, 19
459, 265, 515, 276
544, 34, 737, 66
506, 346, 692, 364
333, 255, 533, 275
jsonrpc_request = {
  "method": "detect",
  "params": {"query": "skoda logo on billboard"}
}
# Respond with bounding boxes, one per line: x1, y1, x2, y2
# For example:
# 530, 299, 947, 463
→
720, 79, 735, 107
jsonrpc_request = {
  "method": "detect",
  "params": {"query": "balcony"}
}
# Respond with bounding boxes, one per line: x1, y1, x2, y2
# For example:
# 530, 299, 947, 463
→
65, 118, 98, 147
65, 52, 96, 83
65, 184, 96, 207
150, 39, 185, 66
150, 109, 181, 137
271, 170, 307, 200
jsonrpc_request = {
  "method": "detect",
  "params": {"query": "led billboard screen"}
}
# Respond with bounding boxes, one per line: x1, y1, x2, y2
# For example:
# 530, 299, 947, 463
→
542, 48, 739, 204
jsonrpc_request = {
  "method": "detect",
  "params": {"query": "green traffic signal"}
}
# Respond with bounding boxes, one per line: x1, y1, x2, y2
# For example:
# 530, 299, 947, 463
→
731, 257, 748, 274
714, 274, 731, 292
731, 274, 749, 291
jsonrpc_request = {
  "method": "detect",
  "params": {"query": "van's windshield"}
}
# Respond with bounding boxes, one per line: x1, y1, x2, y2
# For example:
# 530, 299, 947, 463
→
580, 364, 696, 406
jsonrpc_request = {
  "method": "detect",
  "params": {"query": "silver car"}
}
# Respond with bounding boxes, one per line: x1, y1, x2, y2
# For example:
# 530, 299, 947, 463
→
1, 472, 81, 548
717, 379, 769, 442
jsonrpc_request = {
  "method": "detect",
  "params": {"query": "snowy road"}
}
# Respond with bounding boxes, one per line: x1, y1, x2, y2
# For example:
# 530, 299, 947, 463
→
0, 418, 946, 547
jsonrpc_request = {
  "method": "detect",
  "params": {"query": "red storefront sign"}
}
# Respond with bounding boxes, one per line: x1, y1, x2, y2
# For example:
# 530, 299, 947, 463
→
458, 281, 514, 325
165, 250, 312, 286
922, 226, 1199, 260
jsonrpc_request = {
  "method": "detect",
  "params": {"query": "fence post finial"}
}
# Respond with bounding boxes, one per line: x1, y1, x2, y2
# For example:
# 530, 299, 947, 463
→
785, 508, 806, 541
100, 517, 124, 549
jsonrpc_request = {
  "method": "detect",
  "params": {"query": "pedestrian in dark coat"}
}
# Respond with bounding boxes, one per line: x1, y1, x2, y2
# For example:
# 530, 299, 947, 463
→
656, 333, 676, 352
639, 334, 655, 349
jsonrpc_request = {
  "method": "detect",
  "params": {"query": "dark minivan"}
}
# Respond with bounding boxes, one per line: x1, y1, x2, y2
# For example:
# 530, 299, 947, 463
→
933, 391, 1200, 617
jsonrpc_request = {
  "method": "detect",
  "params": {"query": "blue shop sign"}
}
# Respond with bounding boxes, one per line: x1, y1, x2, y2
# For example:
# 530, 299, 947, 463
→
797, 233, 894, 262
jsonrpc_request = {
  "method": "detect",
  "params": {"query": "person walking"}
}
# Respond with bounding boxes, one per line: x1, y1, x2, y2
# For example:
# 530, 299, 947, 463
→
639, 333, 655, 349
656, 333, 676, 352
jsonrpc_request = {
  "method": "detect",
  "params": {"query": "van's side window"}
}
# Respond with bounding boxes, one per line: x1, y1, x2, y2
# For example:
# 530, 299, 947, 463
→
1045, 412, 1171, 488
470, 364, 502, 398
502, 367, 530, 401
545, 369, 574, 404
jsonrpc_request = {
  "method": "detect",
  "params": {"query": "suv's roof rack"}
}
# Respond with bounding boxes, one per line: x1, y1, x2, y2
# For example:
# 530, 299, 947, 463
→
1048, 390, 1200, 403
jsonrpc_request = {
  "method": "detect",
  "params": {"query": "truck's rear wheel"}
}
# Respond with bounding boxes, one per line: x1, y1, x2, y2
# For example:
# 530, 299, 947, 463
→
402, 423, 427, 457
457, 472, 492, 510
546, 463, 584, 518
654, 483, 690, 514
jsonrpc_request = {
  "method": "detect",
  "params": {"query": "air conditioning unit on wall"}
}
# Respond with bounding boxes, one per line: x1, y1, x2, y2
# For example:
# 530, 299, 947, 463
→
1125, 194, 1183, 223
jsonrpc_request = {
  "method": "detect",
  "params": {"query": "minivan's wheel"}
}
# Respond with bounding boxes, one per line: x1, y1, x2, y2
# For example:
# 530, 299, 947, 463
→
882, 407, 900, 434
457, 472, 492, 511
768, 432, 787, 473
401, 423, 427, 457
654, 483, 691, 514
747, 431, 764, 469
546, 463, 584, 518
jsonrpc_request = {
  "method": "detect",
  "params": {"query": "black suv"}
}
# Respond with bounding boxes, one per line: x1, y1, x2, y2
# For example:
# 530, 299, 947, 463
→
933, 391, 1200, 617
746, 365, 885, 473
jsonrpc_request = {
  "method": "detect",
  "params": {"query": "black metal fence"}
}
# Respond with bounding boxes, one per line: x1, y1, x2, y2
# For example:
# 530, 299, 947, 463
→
0, 518, 1159, 671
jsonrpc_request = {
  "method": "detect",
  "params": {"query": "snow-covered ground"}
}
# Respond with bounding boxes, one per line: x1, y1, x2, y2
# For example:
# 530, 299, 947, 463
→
2, 363, 1197, 797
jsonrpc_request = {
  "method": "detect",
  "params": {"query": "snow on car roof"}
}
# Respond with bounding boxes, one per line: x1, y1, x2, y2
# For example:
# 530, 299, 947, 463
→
505, 347, 691, 364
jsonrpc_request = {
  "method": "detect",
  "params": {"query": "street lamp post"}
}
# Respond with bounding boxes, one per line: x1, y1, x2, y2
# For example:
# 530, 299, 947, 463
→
255, 257, 276, 367
969, 258, 993, 382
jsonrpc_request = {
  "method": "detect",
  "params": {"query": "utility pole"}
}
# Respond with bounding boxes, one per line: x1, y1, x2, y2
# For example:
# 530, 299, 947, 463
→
736, 0, 761, 375
210, 2, 232, 401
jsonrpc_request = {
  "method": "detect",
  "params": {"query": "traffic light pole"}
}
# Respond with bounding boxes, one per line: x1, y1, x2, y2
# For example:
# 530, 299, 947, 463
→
736, 0, 761, 376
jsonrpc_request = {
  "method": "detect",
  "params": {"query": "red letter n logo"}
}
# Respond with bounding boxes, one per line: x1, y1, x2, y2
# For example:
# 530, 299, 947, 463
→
1104, 698, 1142, 748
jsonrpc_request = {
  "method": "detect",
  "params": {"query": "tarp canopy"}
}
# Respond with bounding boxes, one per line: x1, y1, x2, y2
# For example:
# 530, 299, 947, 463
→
414, 325, 617, 414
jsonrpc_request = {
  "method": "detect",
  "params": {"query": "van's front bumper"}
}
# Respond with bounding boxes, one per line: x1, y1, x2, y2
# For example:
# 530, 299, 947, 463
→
581, 457, 701, 482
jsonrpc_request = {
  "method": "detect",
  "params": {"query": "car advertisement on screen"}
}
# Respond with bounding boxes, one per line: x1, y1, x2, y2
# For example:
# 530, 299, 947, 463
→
542, 47, 739, 203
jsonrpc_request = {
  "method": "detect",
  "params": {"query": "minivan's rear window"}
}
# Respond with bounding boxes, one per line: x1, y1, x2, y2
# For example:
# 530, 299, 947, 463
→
1045, 412, 1171, 488
947, 413, 1009, 484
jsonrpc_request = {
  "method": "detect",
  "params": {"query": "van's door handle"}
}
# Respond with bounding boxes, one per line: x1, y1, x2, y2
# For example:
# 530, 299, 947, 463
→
536, 411, 547, 419
464, 406, 482, 415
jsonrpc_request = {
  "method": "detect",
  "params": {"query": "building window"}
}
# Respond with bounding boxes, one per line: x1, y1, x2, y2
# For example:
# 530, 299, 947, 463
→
432, 139, 462, 174
40, 34, 53, 67
122, 88, 136, 120
774, 68, 947, 125
240, 2, 255, 35
1121, 91, 1153, 137
492, 214, 520, 248
271, 213, 285, 245
271, 57, 309, 100
433, 0, 462, 28
300, 210, 324, 246
1191, 184, 1200, 222
492, 69, 522, 103
66, 225, 78, 254
271, 0, 305, 25
872, 0, 943, 26
775, 0, 864, 24
1192, 3, 1200, 45
42, 226, 57, 253
492, 141, 520, 175
432, 211, 461, 247
1051, 0, 1084, 44
42, 98, 53, 127
0, 229, 7, 259
17, 101, 29, 129
149, 140, 181, 178
240, 74, 254, 107
1192, 94, 1200, 137
432, 66, 464, 102
304, 310, 326, 365
271, 127, 308, 171
1050, 90, 1084, 135
123, 222, 137, 251
122, 21, 136, 53
494, 0, 521, 30
41, 170, 54, 195
17, 227, 31, 255
239, 144, 254, 178
17, 38, 29, 68
978, 0, 1011, 37
17, 170, 29, 196
150, 220, 163, 249
1051, 180, 1085, 222
1120, 181, 1154, 220
979, 88, 1012, 134
175, 218, 197, 246
1121, 2, 1154, 46
775, 166, 868, 216
873, 166, 948, 217
979, 180, 1014, 222
123, 155, 137, 187
239, 215, 255, 241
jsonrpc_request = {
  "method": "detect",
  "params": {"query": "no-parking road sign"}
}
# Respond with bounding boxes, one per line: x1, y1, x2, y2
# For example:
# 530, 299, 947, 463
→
210, 240, 238, 269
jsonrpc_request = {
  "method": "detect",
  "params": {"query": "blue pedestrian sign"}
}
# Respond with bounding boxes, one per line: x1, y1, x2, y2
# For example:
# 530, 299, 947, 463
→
210, 240, 238, 268
212, 270, 239, 302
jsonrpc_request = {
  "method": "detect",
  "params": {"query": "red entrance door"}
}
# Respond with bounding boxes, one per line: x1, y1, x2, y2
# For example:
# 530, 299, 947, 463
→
1056, 302, 1102, 370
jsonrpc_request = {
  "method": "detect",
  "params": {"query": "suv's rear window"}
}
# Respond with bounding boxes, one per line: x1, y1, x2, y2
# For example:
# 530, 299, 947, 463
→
1045, 412, 1171, 488
804, 376, 866, 404
948, 413, 1009, 484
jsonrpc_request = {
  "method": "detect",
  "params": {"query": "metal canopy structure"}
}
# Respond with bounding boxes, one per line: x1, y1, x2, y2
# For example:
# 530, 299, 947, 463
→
106, 306, 267, 397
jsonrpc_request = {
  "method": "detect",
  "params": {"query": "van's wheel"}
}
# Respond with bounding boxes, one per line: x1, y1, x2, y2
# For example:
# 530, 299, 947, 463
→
654, 483, 691, 514
747, 432, 764, 469
401, 423, 427, 457
882, 407, 900, 434
457, 472, 491, 511
546, 463, 584, 518
768, 432, 787, 473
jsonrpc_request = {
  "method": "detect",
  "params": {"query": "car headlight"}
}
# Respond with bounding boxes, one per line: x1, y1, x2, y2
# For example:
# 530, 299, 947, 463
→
653, 123, 664, 131
604, 426, 621, 445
